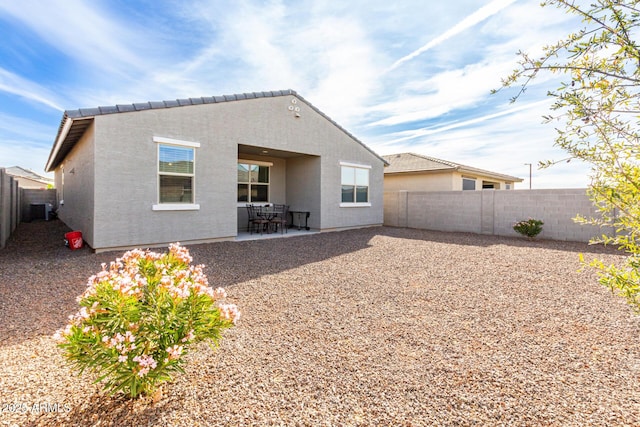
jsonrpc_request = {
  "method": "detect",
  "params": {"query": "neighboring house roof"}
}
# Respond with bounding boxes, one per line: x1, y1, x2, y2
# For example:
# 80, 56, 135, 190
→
46, 89, 388, 172
5, 166, 54, 187
382, 153, 523, 182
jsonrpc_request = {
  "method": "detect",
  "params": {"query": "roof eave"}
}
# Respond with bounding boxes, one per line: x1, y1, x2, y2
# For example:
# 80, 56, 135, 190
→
457, 166, 523, 182
45, 115, 73, 172
44, 89, 388, 171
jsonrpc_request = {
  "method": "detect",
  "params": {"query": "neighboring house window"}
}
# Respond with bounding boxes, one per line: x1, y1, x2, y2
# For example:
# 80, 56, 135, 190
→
238, 160, 271, 203
505, 184, 512, 190
340, 162, 371, 206
462, 177, 476, 191
152, 137, 200, 211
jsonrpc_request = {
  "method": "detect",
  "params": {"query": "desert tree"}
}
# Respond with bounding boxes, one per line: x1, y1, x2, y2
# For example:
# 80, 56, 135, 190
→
495, 0, 640, 310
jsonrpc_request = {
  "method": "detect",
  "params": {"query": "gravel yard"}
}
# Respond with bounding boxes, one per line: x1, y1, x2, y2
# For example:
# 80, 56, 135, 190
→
0, 219, 639, 426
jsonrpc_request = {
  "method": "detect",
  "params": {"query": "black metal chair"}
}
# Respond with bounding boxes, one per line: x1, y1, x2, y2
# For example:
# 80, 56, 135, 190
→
246, 204, 270, 235
269, 204, 289, 234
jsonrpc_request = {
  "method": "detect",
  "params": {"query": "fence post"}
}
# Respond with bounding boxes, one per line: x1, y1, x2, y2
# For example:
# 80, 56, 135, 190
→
0, 168, 4, 249
481, 190, 495, 235
399, 190, 408, 228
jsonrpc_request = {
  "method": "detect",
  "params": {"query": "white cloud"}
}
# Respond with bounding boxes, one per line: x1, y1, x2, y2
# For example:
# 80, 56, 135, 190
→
0, 0, 144, 76
368, 97, 592, 189
367, 58, 519, 127
0, 0, 595, 189
387, 0, 517, 71
0, 68, 64, 111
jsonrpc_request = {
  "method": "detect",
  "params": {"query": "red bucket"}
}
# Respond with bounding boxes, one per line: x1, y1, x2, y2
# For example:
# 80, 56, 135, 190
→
65, 231, 83, 250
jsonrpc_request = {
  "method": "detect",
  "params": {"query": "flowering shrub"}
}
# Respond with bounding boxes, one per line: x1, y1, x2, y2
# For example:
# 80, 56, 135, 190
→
513, 218, 544, 239
54, 243, 240, 398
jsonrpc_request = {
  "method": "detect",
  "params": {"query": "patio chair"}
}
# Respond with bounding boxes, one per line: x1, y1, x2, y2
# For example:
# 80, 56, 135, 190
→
269, 204, 289, 234
246, 204, 270, 235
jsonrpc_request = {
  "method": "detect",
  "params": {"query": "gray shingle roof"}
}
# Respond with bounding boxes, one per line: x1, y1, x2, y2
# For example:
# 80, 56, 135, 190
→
63, 90, 297, 119
47, 89, 387, 172
382, 153, 522, 182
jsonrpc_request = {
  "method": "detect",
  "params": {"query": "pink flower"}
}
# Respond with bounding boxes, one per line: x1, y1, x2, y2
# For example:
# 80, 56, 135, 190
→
133, 354, 157, 377
52, 329, 65, 343
166, 345, 183, 360
212, 287, 227, 300
169, 243, 193, 264
218, 304, 241, 324
181, 329, 195, 343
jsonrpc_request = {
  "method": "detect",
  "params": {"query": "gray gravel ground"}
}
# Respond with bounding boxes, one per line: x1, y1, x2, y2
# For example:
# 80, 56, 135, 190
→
0, 220, 639, 426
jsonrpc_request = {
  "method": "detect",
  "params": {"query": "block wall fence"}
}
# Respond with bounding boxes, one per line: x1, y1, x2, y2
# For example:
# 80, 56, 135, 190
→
0, 168, 20, 249
383, 188, 615, 243
0, 167, 58, 249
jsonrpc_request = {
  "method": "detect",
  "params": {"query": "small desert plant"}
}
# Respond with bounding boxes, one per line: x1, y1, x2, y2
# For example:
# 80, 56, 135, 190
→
513, 218, 544, 239
54, 243, 239, 398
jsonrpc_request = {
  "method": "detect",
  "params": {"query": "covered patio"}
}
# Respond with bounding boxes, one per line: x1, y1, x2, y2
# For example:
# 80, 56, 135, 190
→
236, 144, 320, 234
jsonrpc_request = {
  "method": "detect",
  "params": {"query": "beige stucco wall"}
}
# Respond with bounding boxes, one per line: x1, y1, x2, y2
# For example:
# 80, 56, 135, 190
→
385, 171, 516, 192
452, 172, 514, 190
70, 95, 383, 251
55, 122, 96, 246
384, 172, 454, 192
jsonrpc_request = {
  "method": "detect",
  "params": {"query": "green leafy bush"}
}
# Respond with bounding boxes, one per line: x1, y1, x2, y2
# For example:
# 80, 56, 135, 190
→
54, 243, 240, 398
513, 218, 544, 239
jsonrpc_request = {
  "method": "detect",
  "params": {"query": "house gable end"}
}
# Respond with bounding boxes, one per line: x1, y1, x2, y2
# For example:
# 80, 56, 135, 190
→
45, 89, 387, 172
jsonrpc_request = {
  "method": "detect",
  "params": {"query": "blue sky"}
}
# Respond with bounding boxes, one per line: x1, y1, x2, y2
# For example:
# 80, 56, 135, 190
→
0, 0, 590, 188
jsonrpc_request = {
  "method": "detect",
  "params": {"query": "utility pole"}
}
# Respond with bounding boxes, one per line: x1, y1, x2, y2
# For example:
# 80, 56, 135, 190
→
524, 163, 532, 189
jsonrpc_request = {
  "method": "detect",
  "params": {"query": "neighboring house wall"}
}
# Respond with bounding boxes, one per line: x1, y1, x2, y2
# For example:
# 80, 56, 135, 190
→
384, 171, 515, 192
382, 153, 520, 192
451, 172, 514, 190
384, 172, 454, 192
384, 189, 612, 243
52, 94, 384, 251
11, 177, 50, 189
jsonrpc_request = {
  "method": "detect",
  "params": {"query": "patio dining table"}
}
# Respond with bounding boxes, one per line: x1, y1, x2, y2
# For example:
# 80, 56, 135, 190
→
253, 205, 282, 234
256, 206, 279, 221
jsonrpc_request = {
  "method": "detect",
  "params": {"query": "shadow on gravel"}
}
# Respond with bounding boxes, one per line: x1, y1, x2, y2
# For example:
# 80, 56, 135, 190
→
0, 220, 621, 348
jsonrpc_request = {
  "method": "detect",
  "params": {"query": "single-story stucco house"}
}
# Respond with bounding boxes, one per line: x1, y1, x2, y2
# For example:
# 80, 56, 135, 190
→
45, 89, 387, 252
382, 153, 522, 191
4, 166, 54, 189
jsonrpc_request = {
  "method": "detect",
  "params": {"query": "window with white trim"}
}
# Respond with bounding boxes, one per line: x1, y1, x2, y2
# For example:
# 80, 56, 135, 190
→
340, 163, 370, 206
237, 160, 271, 203
153, 137, 200, 210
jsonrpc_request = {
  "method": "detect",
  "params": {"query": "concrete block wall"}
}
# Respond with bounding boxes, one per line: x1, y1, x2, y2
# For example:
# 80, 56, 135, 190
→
0, 168, 20, 249
21, 189, 57, 222
400, 190, 482, 233
384, 189, 614, 243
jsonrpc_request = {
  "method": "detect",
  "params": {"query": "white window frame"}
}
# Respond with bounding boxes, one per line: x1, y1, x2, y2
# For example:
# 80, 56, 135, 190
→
152, 137, 200, 211
237, 159, 272, 206
340, 161, 371, 207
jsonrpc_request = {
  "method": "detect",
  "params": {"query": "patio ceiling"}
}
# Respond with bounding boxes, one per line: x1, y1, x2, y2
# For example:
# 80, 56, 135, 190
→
238, 144, 309, 159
